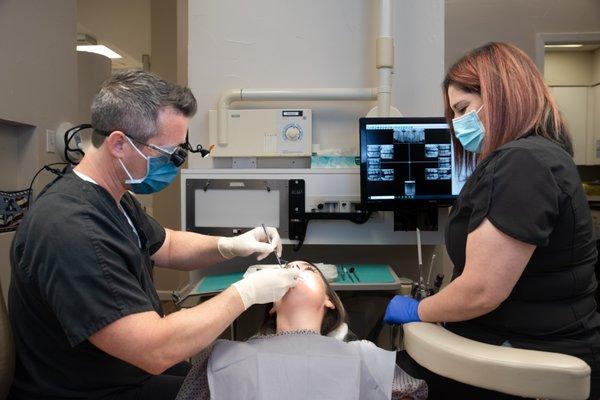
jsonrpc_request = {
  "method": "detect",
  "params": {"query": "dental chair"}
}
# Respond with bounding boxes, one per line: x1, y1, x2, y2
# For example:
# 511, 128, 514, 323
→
402, 322, 591, 400
0, 282, 14, 400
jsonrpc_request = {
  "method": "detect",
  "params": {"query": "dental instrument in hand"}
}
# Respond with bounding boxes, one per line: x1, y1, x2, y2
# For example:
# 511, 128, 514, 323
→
261, 224, 284, 268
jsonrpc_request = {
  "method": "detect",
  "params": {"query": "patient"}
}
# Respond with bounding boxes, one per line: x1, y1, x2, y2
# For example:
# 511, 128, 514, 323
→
176, 261, 427, 400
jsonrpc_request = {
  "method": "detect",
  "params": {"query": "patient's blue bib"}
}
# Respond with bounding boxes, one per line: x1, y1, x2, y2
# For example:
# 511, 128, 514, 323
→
207, 333, 395, 400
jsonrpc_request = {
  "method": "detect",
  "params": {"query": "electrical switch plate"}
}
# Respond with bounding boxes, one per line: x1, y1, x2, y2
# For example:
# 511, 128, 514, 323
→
46, 130, 56, 153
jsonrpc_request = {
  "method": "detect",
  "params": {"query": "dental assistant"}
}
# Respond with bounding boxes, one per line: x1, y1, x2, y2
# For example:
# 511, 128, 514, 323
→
385, 42, 600, 399
8, 70, 299, 400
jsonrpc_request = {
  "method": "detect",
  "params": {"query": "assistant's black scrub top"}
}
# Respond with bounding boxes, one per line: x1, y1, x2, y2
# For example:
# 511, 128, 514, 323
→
8, 170, 166, 399
446, 135, 600, 370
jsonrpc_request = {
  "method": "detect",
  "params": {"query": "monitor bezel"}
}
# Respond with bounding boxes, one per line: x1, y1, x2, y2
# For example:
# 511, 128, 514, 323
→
359, 116, 459, 210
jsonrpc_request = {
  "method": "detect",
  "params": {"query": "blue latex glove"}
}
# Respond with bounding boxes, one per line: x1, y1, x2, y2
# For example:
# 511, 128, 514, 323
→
384, 295, 421, 324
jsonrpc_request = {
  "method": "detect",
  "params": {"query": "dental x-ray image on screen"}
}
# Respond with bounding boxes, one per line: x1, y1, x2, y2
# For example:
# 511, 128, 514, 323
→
360, 117, 470, 209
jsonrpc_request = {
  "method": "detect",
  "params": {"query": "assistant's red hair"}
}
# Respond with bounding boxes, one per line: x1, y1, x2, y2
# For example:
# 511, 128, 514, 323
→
443, 42, 573, 165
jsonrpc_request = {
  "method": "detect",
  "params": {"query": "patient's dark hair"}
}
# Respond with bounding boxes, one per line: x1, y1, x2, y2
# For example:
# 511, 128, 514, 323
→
259, 261, 347, 336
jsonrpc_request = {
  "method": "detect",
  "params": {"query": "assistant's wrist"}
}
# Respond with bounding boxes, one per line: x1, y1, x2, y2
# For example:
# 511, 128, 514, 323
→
415, 296, 428, 322
413, 299, 422, 322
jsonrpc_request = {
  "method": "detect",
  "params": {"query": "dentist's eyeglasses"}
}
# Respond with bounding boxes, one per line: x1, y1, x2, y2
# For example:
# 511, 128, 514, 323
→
133, 139, 188, 167
95, 130, 188, 167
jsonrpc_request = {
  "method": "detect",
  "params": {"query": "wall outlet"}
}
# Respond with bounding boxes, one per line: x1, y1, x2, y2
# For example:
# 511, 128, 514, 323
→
46, 129, 56, 153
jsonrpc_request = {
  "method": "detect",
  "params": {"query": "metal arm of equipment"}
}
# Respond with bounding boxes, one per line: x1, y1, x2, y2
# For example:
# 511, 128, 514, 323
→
217, 88, 378, 145
403, 322, 591, 400
290, 209, 372, 252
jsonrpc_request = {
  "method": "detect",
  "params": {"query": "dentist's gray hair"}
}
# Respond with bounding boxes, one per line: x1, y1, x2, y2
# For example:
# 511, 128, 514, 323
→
90, 69, 196, 147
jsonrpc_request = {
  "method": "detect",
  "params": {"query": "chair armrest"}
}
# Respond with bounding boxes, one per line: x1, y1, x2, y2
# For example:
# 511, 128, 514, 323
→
403, 322, 590, 400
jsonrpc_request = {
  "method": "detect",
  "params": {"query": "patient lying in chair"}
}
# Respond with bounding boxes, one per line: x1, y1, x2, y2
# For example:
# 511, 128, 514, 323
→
176, 261, 427, 400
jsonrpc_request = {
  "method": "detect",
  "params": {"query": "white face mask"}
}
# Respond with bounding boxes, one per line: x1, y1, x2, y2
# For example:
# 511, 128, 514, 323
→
118, 136, 181, 194
119, 136, 149, 184
452, 104, 485, 153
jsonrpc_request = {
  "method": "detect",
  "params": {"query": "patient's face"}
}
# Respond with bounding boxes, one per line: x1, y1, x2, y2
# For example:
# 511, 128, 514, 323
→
273, 261, 335, 314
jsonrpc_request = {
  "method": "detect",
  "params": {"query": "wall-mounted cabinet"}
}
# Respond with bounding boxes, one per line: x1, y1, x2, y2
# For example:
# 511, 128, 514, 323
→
551, 86, 599, 165
590, 85, 600, 164
545, 49, 600, 165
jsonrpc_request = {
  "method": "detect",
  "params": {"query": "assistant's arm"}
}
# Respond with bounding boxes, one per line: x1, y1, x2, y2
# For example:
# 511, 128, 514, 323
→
418, 218, 535, 322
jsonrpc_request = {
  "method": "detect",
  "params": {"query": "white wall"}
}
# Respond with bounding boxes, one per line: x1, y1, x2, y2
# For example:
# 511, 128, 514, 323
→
0, 0, 78, 303
187, 0, 445, 167
445, 0, 600, 70
184, 0, 449, 288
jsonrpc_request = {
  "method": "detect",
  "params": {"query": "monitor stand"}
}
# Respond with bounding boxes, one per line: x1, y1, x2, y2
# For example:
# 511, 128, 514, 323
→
393, 202, 438, 231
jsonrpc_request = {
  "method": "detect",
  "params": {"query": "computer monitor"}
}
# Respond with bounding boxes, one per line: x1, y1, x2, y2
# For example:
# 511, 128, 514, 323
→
360, 117, 469, 209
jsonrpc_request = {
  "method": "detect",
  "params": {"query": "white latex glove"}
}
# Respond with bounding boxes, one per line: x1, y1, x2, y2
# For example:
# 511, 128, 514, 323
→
232, 268, 300, 310
218, 226, 282, 260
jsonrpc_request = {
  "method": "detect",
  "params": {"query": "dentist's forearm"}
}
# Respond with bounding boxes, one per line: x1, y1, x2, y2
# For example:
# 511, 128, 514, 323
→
152, 286, 245, 369
89, 286, 245, 375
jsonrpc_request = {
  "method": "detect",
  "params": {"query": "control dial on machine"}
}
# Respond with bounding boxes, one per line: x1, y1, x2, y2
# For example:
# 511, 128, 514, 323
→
282, 124, 302, 141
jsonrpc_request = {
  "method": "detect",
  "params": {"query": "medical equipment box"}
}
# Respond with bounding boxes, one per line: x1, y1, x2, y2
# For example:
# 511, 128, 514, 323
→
209, 109, 312, 157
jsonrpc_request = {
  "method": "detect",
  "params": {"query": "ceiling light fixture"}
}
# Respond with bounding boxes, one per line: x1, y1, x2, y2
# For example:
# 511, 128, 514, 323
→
76, 45, 122, 59
544, 44, 584, 48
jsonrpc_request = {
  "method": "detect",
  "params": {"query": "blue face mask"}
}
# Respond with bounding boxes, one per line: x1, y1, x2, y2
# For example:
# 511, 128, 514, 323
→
452, 105, 485, 153
119, 137, 180, 194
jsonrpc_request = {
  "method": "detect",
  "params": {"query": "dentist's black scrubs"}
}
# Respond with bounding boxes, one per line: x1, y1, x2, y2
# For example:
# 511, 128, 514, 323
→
8, 170, 189, 400
399, 135, 600, 399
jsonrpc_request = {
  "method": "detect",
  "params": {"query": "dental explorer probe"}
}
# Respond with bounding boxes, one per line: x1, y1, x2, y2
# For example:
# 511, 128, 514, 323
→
261, 224, 284, 268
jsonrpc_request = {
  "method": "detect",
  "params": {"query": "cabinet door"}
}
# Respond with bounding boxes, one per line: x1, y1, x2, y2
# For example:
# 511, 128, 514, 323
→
589, 85, 600, 165
551, 86, 588, 165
